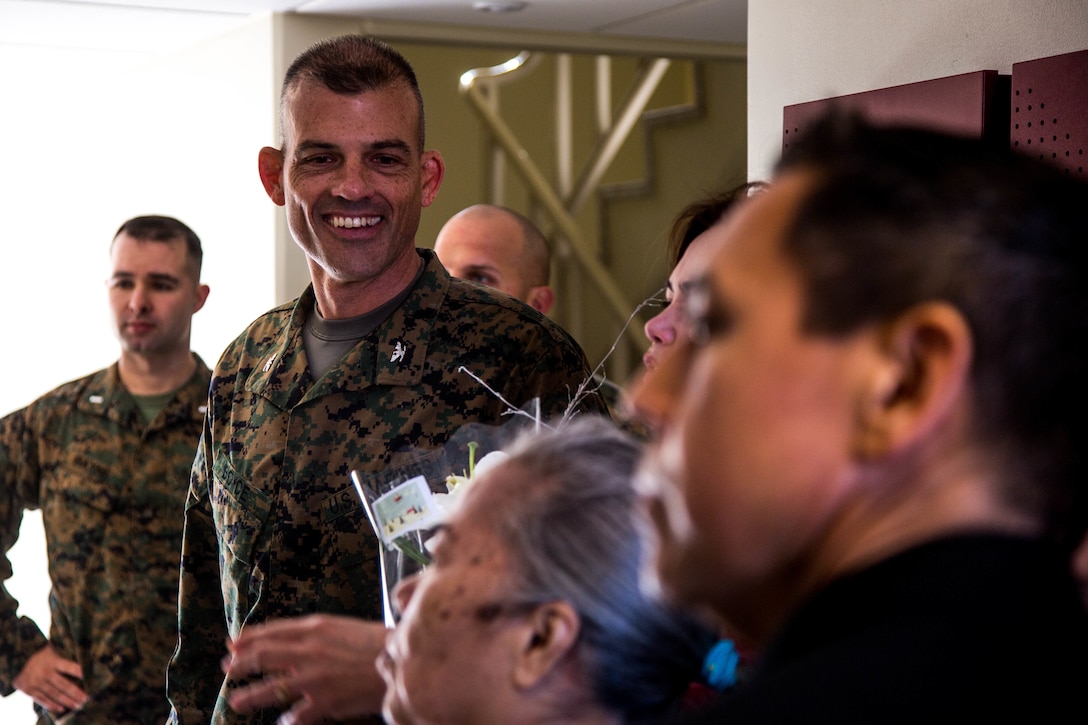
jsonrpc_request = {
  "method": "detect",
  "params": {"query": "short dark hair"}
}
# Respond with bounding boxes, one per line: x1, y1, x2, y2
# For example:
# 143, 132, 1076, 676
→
493, 417, 716, 723
280, 34, 426, 151
667, 181, 766, 267
777, 111, 1088, 550
113, 214, 203, 279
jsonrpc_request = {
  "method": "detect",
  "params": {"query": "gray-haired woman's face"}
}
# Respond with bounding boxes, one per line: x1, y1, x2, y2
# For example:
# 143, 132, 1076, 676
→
377, 462, 531, 724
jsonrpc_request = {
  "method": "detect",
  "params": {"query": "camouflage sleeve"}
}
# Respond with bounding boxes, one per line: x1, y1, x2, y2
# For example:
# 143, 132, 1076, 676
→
0, 407, 50, 695
166, 424, 227, 723
521, 328, 610, 423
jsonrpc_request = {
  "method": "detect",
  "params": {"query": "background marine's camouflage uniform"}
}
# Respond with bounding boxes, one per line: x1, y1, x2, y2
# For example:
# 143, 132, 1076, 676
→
0, 360, 211, 724
167, 250, 605, 724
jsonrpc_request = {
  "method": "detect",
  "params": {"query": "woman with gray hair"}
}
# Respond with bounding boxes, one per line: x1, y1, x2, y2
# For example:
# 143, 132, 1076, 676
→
377, 416, 718, 724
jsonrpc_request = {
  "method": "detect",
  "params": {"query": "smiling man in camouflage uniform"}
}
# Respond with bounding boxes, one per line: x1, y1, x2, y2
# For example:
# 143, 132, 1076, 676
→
166, 35, 603, 725
0, 215, 211, 723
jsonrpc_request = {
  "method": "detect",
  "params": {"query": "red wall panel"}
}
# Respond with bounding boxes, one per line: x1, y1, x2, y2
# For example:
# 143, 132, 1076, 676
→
783, 71, 1010, 151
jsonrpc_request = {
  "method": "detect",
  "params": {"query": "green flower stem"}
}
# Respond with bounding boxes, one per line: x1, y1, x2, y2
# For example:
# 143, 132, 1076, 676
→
468, 441, 479, 478
393, 537, 431, 566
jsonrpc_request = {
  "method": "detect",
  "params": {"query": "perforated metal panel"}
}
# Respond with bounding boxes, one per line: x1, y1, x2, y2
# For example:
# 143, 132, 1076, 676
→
1011, 49, 1088, 177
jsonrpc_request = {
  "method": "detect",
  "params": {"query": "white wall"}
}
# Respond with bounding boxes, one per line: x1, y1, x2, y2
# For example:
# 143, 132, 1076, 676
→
0, 17, 279, 412
0, 16, 278, 723
748, 0, 1088, 181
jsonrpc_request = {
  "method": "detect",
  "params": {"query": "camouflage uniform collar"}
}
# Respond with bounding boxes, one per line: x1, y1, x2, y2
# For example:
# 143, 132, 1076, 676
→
368, 249, 444, 386
167, 355, 213, 426
75, 356, 211, 428
72, 363, 136, 425
248, 250, 450, 408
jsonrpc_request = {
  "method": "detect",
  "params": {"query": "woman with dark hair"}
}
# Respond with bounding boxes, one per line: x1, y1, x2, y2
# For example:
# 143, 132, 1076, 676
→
643, 182, 766, 370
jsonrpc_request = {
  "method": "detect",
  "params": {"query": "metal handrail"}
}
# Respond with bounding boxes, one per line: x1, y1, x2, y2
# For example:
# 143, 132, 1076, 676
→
565, 58, 671, 215
458, 54, 649, 351
458, 51, 535, 87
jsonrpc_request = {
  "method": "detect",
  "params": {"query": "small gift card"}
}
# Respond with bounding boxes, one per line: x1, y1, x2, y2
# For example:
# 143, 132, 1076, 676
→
370, 475, 442, 545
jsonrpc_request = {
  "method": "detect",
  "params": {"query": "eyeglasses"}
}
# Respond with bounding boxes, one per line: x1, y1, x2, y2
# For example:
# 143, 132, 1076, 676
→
640, 286, 668, 309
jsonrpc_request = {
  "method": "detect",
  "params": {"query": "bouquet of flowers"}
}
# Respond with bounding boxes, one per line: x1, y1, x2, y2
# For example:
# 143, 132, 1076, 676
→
351, 411, 528, 626
354, 441, 509, 565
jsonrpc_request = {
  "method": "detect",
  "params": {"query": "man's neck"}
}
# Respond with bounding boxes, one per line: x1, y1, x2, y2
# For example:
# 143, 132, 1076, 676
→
310, 249, 423, 320
725, 447, 1041, 646
118, 348, 197, 395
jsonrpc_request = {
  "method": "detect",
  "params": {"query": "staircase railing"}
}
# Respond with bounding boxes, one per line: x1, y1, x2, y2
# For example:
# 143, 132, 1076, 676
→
458, 52, 673, 352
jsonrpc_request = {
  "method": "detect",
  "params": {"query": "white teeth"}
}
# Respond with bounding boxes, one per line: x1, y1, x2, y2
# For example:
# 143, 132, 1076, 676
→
331, 216, 380, 228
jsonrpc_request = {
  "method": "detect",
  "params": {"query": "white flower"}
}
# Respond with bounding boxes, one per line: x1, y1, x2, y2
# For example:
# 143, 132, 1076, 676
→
425, 450, 510, 555
434, 450, 509, 515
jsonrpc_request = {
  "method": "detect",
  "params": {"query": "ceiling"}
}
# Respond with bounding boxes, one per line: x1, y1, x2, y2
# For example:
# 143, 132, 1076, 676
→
1, 0, 747, 56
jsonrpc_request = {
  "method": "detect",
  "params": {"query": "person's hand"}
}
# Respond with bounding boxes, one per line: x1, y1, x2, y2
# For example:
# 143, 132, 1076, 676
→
223, 614, 388, 725
12, 644, 87, 715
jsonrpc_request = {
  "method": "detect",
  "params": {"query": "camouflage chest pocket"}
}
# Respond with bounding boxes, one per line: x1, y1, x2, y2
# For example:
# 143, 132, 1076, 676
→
43, 452, 118, 559
209, 456, 272, 630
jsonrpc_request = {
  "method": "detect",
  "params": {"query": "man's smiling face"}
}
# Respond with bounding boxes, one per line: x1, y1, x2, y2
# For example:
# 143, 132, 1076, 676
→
260, 79, 443, 294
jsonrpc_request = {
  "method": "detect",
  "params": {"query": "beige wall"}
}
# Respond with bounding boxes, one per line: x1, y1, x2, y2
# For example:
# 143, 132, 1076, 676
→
748, 0, 1088, 181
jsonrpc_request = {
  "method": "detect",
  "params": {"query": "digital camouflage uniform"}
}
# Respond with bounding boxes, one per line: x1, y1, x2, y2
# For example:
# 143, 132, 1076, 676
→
167, 250, 605, 724
0, 359, 211, 724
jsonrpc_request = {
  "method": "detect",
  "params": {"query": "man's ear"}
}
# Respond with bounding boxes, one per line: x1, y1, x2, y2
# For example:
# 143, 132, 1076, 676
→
527, 286, 555, 315
511, 601, 580, 691
420, 150, 445, 207
257, 146, 286, 206
192, 284, 210, 314
852, 302, 972, 460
